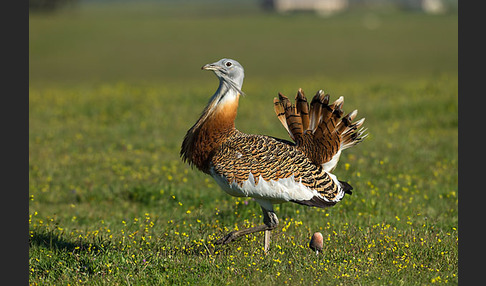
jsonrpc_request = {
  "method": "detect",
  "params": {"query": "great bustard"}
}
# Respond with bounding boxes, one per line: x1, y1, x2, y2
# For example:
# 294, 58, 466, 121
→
181, 58, 367, 252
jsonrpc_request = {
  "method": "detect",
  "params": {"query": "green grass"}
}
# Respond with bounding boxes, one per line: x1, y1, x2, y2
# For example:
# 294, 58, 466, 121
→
29, 2, 457, 285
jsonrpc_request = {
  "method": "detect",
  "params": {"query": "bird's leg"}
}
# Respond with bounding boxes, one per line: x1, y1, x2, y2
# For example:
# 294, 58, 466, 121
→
264, 230, 271, 253
215, 206, 279, 253
262, 207, 278, 253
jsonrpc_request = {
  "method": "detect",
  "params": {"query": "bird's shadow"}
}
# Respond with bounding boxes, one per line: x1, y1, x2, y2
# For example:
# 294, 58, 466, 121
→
29, 231, 98, 253
29, 228, 222, 258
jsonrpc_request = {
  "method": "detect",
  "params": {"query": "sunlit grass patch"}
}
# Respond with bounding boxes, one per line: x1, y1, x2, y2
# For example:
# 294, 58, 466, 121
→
29, 199, 457, 284
29, 74, 457, 284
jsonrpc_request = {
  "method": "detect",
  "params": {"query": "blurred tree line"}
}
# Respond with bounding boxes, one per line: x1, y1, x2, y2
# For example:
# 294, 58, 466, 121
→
29, 0, 78, 12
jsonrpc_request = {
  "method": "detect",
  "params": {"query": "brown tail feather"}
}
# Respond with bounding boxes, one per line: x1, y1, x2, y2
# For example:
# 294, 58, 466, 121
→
312, 96, 343, 156
273, 88, 367, 166
335, 109, 357, 135
295, 88, 310, 131
340, 117, 367, 150
308, 90, 328, 131
273, 97, 289, 137
274, 92, 304, 143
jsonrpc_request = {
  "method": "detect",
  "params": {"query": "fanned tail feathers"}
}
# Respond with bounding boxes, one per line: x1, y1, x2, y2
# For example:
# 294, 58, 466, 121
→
273, 88, 367, 168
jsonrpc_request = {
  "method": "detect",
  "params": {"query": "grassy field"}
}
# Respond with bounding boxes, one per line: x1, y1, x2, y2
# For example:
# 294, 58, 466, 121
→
29, 2, 458, 285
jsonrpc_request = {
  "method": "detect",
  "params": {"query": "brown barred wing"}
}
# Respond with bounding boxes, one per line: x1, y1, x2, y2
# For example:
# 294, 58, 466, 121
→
210, 132, 343, 206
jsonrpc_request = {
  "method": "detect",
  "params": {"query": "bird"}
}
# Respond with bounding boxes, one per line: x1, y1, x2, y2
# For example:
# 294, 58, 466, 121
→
180, 58, 367, 253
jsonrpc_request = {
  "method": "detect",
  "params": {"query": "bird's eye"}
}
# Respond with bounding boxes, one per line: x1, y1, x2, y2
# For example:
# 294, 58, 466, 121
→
225, 62, 232, 67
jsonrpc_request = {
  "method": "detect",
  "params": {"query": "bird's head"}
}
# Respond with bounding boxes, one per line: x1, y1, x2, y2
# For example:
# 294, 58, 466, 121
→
202, 58, 245, 95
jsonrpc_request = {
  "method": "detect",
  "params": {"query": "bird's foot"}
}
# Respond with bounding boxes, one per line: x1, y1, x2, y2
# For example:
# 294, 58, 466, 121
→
214, 231, 239, 245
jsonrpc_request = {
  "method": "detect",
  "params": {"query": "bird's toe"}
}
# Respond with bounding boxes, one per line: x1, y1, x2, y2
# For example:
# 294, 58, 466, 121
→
215, 231, 239, 245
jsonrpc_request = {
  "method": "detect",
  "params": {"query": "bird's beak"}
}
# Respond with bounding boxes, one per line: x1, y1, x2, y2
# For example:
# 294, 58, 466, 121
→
201, 63, 221, 71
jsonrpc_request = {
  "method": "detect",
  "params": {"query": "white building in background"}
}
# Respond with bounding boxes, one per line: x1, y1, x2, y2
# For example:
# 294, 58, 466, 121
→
420, 0, 447, 14
262, 0, 457, 15
270, 0, 349, 16
398, 0, 456, 14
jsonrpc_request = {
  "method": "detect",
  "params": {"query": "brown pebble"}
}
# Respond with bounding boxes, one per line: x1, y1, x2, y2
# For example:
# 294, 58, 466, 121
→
309, 232, 323, 252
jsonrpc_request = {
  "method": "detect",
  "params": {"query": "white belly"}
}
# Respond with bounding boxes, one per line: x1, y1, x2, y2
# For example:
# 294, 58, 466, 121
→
210, 168, 319, 204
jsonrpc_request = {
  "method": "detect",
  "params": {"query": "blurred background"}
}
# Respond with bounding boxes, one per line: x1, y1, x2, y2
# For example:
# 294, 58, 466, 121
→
29, 0, 458, 86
